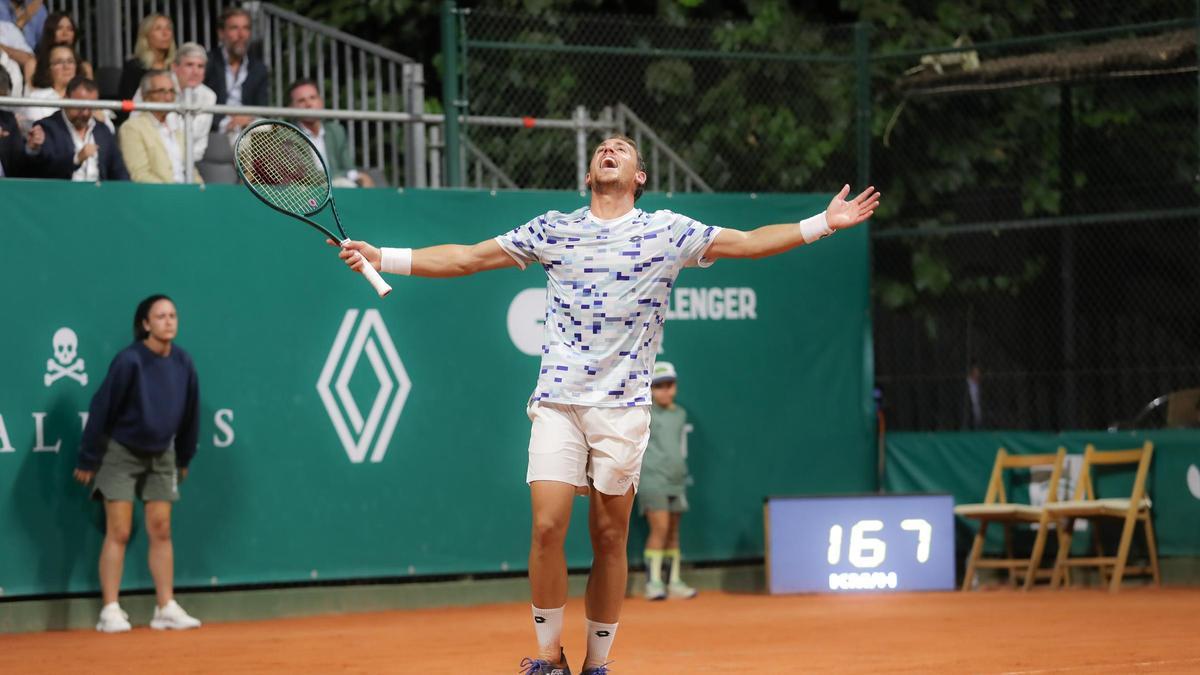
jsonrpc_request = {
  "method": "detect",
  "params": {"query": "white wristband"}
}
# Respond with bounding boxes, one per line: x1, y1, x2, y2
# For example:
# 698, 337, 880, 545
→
380, 247, 413, 276
798, 212, 833, 244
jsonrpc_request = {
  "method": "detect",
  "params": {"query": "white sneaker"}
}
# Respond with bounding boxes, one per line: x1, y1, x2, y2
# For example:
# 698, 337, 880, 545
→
668, 580, 698, 599
150, 600, 202, 630
96, 602, 132, 633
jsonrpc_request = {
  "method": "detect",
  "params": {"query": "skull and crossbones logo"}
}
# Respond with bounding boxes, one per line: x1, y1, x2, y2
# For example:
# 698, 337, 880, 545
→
44, 327, 88, 387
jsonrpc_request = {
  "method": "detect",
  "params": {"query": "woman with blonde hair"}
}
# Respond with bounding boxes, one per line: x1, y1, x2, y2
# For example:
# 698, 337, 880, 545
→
117, 13, 175, 105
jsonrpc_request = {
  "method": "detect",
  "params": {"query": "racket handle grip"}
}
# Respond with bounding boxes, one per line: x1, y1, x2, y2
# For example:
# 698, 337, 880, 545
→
341, 239, 393, 297
361, 261, 393, 297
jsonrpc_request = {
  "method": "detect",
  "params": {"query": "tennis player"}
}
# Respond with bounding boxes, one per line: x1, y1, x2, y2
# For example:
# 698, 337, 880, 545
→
336, 136, 878, 674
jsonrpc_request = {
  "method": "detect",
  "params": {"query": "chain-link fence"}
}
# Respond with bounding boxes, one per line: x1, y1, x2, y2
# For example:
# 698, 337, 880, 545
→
455, 5, 1199, 432
871, 11, 1200, 431
874, 217, 1200, 431
460, 9, 861, 193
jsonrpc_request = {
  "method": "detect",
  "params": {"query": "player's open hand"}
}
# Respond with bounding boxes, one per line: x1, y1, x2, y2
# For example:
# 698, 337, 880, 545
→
327, 238, 382, 272
825, 185, 880, 231
73, 468, 94, 485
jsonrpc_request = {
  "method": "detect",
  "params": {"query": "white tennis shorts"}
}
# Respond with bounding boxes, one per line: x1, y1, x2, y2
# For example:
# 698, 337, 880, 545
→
525, 401, 652, 496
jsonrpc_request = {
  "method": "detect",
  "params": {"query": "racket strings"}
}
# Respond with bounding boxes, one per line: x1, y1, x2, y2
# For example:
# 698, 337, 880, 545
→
236, 124, 330, 216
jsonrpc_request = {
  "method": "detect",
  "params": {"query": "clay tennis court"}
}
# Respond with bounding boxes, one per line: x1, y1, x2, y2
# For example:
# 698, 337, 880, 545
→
2, 588, 1197, 673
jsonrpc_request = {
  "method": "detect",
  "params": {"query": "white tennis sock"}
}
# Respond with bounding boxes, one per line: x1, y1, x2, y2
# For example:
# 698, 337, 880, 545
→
531, 604, 565, 656
584, 619, 618, 669
644, 548, 664, 584
666, 548, 684, 585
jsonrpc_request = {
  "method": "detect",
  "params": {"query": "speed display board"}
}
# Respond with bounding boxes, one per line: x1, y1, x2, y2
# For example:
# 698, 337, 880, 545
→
766, 494, 956, 594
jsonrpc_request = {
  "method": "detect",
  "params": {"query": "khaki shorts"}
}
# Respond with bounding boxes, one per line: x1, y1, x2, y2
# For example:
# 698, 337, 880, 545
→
638, 492, 689, 515
92, 438, 180, 503
525, 401, 651, 496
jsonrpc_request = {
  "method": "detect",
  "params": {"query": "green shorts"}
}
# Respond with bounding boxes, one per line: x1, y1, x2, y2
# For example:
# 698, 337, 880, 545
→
638, 491, 688, 515
91, 438, 180, 503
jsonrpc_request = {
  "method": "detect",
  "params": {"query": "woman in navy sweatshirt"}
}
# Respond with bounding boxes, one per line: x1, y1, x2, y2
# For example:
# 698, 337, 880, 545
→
74, 294, 202, 633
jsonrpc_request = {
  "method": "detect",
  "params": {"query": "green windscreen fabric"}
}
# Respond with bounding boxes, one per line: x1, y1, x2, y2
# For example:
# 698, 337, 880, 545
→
0, 182, 873, 597
886, 431, 1200, 556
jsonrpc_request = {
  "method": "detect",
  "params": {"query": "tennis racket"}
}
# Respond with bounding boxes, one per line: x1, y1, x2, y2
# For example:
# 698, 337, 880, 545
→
234, 119, 392, 297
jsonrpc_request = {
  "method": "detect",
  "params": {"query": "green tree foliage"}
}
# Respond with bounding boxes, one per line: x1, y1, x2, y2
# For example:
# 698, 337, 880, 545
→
851, 0, 1195, 329
269, 0, 443, 65
274, 0, 1194, 329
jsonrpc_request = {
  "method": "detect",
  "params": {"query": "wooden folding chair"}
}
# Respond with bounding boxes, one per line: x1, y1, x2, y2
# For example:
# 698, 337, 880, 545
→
1044, 442, 1160, 592
956, 447, 1066, 591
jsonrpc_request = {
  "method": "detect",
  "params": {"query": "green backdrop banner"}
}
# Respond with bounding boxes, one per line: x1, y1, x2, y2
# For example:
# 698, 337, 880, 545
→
0, 182, 873, 597
885, 431, 1200, 556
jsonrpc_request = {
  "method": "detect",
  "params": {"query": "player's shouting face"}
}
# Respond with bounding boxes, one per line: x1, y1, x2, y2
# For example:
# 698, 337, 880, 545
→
586, 136, 647, 199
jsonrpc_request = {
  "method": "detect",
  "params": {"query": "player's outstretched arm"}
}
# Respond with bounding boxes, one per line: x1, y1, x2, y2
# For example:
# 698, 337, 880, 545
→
704, 185, 879, 260
331, 238, 519, 278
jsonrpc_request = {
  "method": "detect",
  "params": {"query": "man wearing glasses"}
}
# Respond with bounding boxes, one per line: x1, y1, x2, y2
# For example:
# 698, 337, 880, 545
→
118, 70, 200, 184
22, 75, 127, 181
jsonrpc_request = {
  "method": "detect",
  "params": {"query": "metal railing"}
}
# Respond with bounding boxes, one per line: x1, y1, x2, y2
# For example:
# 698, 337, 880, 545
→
44, 1, 427, 187
424, 127, 517, 190
40, 3, 700, 192
251, 2, 423, 187
612, 104, 712, 193
0, 95, 407, 185
463, 138, 517, 190
1, 95, 613, 190
454, 105, 635, 191
453, 5, 869, 193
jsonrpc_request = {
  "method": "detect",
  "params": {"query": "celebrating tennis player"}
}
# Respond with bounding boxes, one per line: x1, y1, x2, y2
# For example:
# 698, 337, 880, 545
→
335, 135, 879, 675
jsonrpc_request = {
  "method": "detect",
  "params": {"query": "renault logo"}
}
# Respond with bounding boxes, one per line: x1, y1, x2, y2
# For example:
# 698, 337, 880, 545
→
316, 309, 411, 463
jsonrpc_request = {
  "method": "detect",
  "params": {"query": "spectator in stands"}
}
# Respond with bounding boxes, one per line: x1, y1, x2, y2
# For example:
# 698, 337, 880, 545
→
172, 42, 215, 161
204, 6, 267, 135
287, 78, 375, 188
962, 363, 986, 429
0, 42, 22, 98
119, 70, 199, 184
23, 76, 128, 181
133, 42, 215, 161
0, 0, 46, 51
0, 16, 33, 91
19, 44, 79, 130
0, 66, 25, 176
117, 13, 175, 107
26, 12, 92, 88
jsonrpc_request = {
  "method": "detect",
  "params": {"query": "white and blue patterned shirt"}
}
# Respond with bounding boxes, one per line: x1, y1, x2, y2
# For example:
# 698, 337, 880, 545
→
496, 207, 721, 407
